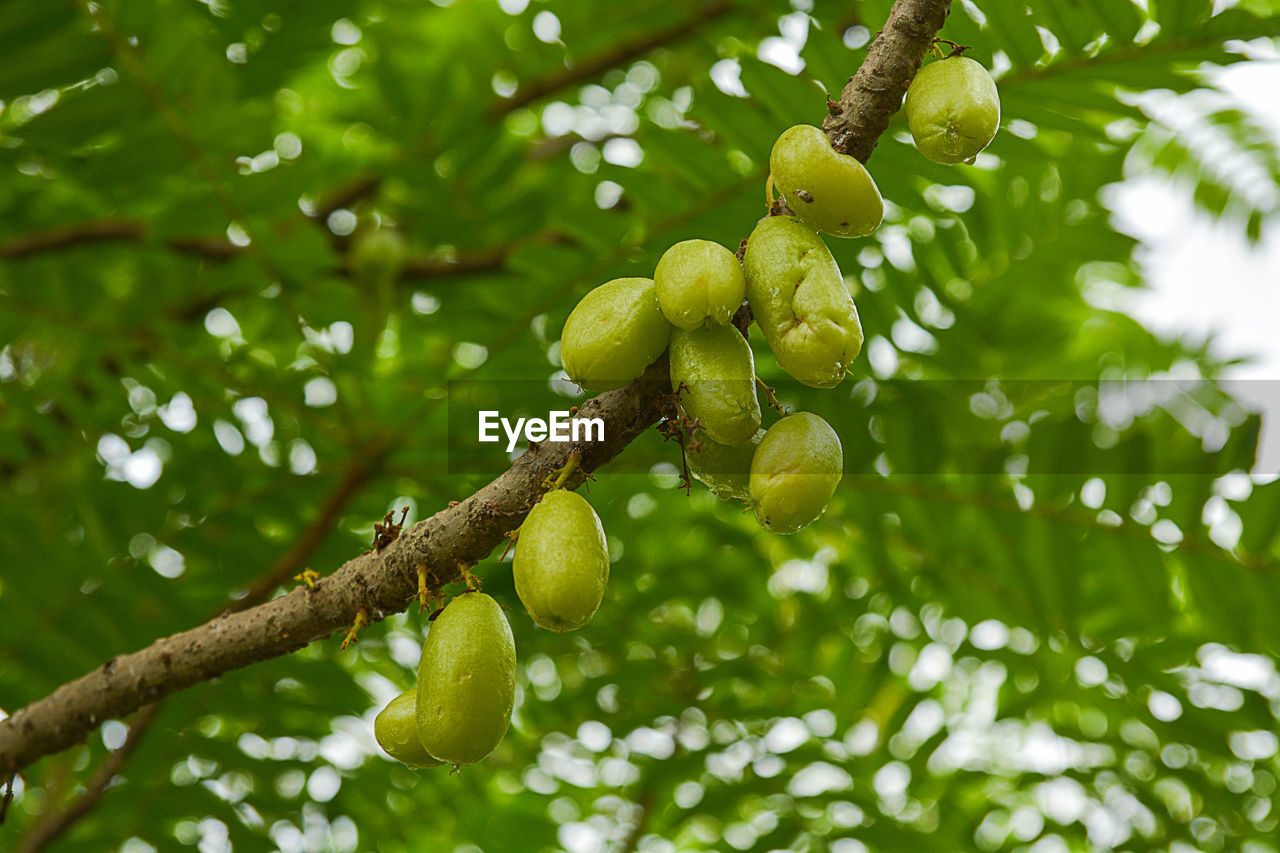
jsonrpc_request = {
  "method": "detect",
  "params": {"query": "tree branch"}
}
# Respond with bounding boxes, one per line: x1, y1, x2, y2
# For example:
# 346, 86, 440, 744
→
0, 0, 953, 780
11, 440, 391, 848
822, 0, 952, 162
14, 703, 161, 853
488, 0, 734, 118
0, 361, 670, 776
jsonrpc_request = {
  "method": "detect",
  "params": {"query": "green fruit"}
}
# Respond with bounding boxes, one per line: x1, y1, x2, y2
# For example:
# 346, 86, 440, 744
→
687, 429, 763, 501
653, 240, 746, 330
350, 228, 407, 285
742, 216, 863, 389
905, 57, 1000, 165
415, 592, 516, 766
770, 125, 883, 238
374, 689, 444, 769
513, 490, 610, 632
670, 325, 761, 446
561, 277, 672, 391
749, 412, 843, 534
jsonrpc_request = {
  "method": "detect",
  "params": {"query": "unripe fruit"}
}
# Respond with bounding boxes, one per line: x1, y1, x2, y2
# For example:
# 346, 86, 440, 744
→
350, 228, 407, 285
687, 429, 763, 501
653, 239, 746, 330
374, 689, 444, 769
743, 216, 863, 389
415, 592, 516, 766
749, 412, 843, 534
561, 277, 672, 391
513, 490, 610, 632
670, 325, 761, 446
905, 56, 1000, 165
770, 125, 883, 238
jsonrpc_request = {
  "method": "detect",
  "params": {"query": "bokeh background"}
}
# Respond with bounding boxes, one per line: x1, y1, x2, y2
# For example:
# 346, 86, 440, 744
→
3, 0, 1280, 851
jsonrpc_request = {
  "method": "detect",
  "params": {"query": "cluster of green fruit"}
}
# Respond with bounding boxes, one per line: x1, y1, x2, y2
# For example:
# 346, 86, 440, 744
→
373, 489, 610, 769
370, 50, 999, 772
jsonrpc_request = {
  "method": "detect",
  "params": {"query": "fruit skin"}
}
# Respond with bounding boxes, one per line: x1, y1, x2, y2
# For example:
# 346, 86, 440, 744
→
415, 592, 516, 766
561, 277, 672, 391
687, 429, 763, 501
743, 216, 863, 389
770, 125, 884, 238
749, 412, 843, 534
653, 239, 746, 330
374, 689, 444, 769
670, 325, 761, 446
513, 490, 610, 632
905, 57, 1000, 165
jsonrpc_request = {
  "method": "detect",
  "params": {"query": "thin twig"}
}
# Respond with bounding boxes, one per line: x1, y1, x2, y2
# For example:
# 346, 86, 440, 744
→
14, 703, 161, 853
488, 0, 734, 117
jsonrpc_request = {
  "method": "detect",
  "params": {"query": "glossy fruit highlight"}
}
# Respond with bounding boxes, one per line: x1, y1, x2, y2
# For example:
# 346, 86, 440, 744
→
374, 689, 443, 769
749, 412, 843, 534
415, 592, 516, 766
687, 428, 764, 501
560, 277, 672, 391
743, 216, 863, 389
670, 325, 762, 446
905, 56, 1000, 164
770, 125, 883, 238
653, 239, 746, 330
513, 489, 610, 632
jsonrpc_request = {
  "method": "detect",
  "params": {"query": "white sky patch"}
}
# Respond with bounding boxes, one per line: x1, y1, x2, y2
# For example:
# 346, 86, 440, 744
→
1106, 61, 1280, 476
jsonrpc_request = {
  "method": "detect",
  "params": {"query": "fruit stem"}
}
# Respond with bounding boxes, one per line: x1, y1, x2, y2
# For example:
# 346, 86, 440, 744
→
416, 565, 438, 611
756, 376, 789, 415
340, 607, 370, 650
542, 449, 582, 491
457, 562, 482, 591
499, 527, 520, 562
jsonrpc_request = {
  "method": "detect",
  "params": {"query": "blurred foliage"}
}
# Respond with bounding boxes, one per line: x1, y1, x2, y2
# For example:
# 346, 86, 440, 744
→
3, 0, 1280, 851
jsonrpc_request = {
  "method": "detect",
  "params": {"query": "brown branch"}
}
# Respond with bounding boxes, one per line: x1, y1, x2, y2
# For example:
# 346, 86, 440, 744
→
229, 443, 390, 612
0, 221, 239, 262
313, 175, 383, 223
11, 443, 389, 848
14, 703, 161, 853
822, 0, 953, 162
488, 0, 734, 118
0, 0, 953, 780
0, 361, 670, 776
0, 221, 143, 259
620, 791, 654, 853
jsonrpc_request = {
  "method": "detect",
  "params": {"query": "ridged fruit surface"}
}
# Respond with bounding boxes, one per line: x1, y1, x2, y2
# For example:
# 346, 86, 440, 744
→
905, 57, 1000, 164
653, 239, 746, 330
743, 216, 863, 389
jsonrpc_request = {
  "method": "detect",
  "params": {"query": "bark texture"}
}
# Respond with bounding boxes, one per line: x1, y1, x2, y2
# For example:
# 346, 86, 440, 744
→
823, 0, 953, 162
